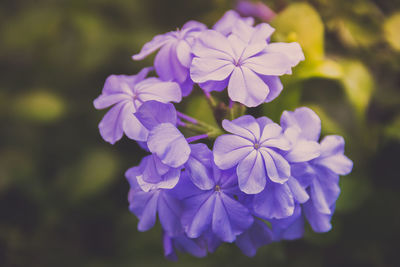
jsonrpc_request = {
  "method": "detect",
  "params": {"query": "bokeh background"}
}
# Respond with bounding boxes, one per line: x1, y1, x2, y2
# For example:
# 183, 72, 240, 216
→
1, 0, 400, 266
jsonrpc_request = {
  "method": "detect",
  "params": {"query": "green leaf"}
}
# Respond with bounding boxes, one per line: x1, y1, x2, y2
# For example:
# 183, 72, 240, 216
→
384, 115, 400, 141
271, 3, 324, 61
336, 176, 371, 213
384, 12, 400, 51
261, 86, 301, 122
296, 59, 343, 80
305, 104, 345, 136
184, 95, 218, 127
13, 90, 65, 123
334, 18, 380, 48
338, 60, 374, 118
72, 149, 119, 199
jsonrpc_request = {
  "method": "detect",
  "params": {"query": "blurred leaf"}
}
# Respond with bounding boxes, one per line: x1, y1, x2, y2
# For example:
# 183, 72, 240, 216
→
13, 90, 65, 123
261, 86, 301, 122
333, 18, 380, 48
384, 12, 400, 51
72, 13, 114, 71
338, 60, 374, 119
72, 149, 120, 200
336, 176, 371, 213
0, 149, 35, 193
304, 218, 342, 246
325, 0, 382, 48
184, 94, 218, 127
272, 3, 324, 61
0, 7, 61, 52
384, 115, 400, 141
306, 104, 345, 136
297, 59, 343, 80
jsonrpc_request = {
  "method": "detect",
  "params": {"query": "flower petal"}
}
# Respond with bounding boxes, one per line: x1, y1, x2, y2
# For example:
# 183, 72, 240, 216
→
185, 143, 215, 190
287, 176, 309, 203
122, 109, 149, 141
199, 79, 228, 92
184, 193, 215, 238
253, 182, 294, 219
148, 123, 190, 167
259, 123, 284, 143
213, 134, 253, 169
154, 42, 188, 83
270, 204, 304, 241
132, 33, 171, 60
280, 107, 321, 141
235, 220, 273, 257
213, 10, 254, 36
135, 101, 177, 131
176, 40, 193, 68
310, 166, 340, 213
222, 115, 261, 142
182, 20, 207, 31
158, 191, 183, 237
192, 30, 235, 59
260, 148, 290, 183
265, 42, 305, 67
285, 140, 320, 163
242, 52, 292, 76
136, 78, 182, 103
237, 151, 267, 194
261, 75, 283, 103
93, 93, 131, 109
228, 66, 270, 107
190, 57, 234, 83
131, 190, 160, 232
232, 20, 274, 44
98, 101, 127, 144
212, 193, 254, 242
315, 135, 353, 175
303, 199, 333, 233
212, 195, 235, 242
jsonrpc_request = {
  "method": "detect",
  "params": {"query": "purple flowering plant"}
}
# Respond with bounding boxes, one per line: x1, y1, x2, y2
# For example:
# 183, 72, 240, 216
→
94, 9, 352, 260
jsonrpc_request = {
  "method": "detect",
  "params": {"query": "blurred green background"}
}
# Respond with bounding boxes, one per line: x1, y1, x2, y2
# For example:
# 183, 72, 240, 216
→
1, 0, 400, 266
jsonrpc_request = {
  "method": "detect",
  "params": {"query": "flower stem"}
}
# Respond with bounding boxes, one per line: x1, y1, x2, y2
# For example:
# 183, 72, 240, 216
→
203, 90, 217, 109
186, 134, 209, 143
177, 111, 198, 124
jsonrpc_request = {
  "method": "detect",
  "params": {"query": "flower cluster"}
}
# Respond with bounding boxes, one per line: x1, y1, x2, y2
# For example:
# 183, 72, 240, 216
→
94, 10, 353, 259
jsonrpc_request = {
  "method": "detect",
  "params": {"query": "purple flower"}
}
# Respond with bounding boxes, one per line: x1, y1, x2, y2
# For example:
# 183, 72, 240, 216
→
270, 203, 305, 241
126, 169, 183, 237
184, 143, 215, 190
280, 107, 353, 232
212, 10, 254, 36
126, 101, 191, 196
132, 21, 206, 96
235, 219, 273, 257
252, 180, 295, 219
303, 135, 352, 232
178, 164, 254, 243
93, 68, 182, 144
135, 101, 191, 168
163, 232, 207, 261
128, 154, 181, 192
190, 22, 304, 107
235, 1, 276, 22
278, 107, 323, 204
213, 115, 291, 194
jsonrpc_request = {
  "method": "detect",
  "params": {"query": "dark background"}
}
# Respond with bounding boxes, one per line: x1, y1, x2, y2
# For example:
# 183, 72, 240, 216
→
1, 0, 400, 266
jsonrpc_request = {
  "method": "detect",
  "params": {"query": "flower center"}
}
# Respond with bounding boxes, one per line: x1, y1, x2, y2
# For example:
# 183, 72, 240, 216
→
233, 59, 242, 67
254, 143, 260, 150
215, 185, 221, 192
